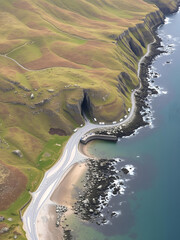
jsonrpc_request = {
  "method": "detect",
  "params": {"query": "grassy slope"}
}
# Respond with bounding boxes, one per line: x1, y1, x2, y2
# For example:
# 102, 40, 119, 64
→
0, 0, 175, 238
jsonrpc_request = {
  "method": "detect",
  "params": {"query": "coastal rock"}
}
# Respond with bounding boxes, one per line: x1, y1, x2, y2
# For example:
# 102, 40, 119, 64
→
82, 199, 89, 204
73, 158, 129, 224
111, 211, 118, 217
55, 205, 68, 227
121, 167, 129, 174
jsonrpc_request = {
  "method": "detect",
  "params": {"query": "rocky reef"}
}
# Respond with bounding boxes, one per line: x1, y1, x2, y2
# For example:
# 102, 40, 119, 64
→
72, 158, 134, 225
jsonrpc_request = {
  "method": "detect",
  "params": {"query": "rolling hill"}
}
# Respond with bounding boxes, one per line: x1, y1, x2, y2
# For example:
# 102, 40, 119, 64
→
0, 0, 179, 239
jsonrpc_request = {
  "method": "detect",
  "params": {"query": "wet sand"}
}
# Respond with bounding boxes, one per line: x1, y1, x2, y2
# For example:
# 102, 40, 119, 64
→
37, 202, 62, 240
78, 142, 95, 159
51, 162, 87, 206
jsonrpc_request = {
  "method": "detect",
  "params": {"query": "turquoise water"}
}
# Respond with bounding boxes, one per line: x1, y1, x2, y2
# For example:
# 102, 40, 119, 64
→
86, 10, 180, 240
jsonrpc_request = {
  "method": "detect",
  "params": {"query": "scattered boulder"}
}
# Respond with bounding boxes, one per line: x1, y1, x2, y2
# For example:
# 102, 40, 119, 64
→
0, 216, 4, 222
89, 209, 94, 213
73, 158, 125, 223
47, 89, 54, 93
111, 211, 117, 217
97, 185, 103, 190
82, 199, 89, 205
12, 150, 23, 158
121, 167, 129, 174
55, 205, 68, 227
0, 227, 9, 234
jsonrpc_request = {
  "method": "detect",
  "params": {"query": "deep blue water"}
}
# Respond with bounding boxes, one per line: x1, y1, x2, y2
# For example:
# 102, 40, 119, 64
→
86, 9, 180, 240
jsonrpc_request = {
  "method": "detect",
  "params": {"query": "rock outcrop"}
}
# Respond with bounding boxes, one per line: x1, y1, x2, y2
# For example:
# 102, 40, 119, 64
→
12, 150, 23, 158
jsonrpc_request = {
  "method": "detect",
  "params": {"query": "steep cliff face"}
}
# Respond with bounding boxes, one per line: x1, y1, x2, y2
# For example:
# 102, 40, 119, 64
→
117, 10, 164, 62
65, 4, 180, 123
79, 10, 165, 122
148, 0, 180, 14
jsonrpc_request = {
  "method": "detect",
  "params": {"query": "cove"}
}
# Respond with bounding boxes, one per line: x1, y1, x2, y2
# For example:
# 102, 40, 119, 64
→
85, 9, 180, 240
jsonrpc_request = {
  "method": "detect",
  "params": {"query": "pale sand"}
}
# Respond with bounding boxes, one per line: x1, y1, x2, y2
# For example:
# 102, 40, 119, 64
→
78, 142, 95, 159
51, 162, 87, 207
37, 201, 63, 240
37, 163, 87, 240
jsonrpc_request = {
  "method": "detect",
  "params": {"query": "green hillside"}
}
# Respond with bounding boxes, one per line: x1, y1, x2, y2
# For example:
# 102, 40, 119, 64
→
0, 0, 179, 239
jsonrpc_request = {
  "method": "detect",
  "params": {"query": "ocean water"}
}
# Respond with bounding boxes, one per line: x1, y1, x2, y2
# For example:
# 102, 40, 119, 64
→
84, 9, 180, 240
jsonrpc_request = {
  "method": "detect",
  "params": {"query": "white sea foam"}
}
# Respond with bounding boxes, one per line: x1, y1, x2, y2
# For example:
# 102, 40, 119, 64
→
124, 178, 130, 182
123, 165, 135, 176
103, 220, 111, 225
165, 17, 171, 25
167, 34, 172, 39
119, 201, 125, 206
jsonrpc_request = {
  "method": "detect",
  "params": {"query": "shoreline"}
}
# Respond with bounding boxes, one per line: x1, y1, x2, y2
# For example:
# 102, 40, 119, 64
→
79, 29, 164, 157
36, 162, 88, 240
23, 5, 180, 240
53, 18, 166, 237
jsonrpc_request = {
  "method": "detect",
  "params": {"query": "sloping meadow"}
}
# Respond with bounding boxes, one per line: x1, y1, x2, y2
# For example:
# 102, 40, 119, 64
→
0, 0, 179, 238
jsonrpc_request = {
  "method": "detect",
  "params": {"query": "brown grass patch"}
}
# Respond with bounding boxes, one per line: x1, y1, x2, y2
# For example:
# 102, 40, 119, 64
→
26, 21, 47, 31
0, 162, 27, 211
0, 223, 7, 229
52, 41, 108, 68
49, 128, 66, 136
24, 48, 82, 70
5, 127, 43, 162
0, 40, 24, 54
0, 57, 26, 75
13, 0, 36, 12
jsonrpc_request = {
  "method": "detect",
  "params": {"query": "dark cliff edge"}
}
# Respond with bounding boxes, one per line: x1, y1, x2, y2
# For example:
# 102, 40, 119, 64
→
63, 0, 180, 131
94, 0, 180, 137
65, 11, 165, 124
147, 0, 180, 14
116, 10, 165, 88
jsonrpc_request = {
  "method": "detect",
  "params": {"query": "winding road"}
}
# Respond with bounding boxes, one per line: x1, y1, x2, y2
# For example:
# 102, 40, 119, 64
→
23, 92, 138, 240
22, 37, 154, 239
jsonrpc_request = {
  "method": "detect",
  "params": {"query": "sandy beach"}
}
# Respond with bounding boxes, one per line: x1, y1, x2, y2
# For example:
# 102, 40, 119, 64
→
36, 202, 62, 240
35, 36, 158, 240
51, 162, 87, 206
78, 142, 95, 159
36, 162, 87, 240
